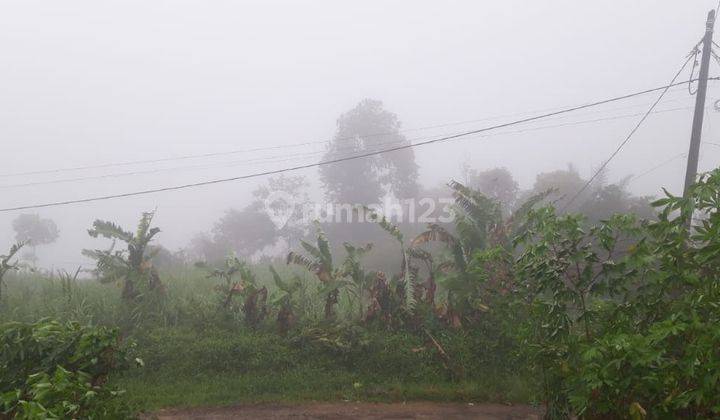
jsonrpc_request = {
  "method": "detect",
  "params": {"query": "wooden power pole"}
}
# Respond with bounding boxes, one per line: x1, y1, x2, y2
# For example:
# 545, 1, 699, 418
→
683, 9, 716, 199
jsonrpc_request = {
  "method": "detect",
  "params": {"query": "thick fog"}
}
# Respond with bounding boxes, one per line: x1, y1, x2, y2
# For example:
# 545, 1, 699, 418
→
2, 0, 719, 269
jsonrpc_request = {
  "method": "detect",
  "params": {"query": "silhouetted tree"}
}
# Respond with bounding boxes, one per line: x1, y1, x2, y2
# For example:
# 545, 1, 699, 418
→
12, 214, 59, 265
525, 164, 652, 222
212, 203, 278, 258
320, 99, 419, 206
187, 232, 226, 263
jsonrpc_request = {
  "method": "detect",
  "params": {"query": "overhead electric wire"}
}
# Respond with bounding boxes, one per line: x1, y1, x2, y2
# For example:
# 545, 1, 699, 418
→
561, 53, 697, 210
1, 75, 718, 212
628, 152, 688, 183
0, 138, 411, 189
0, 103, 699, 190
0, 82, 701, 179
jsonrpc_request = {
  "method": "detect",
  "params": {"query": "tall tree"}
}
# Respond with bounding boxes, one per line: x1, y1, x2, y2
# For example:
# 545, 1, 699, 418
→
320, 99, 419, 205
212, 203, 278, 258
12, 214, 59, 265
12, 214, 59, 246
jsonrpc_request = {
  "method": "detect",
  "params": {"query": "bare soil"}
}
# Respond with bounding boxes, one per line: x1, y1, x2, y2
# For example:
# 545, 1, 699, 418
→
150, 402, 542, 419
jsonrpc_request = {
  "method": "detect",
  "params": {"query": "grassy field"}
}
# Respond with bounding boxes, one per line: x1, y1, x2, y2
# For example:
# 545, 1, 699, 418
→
0, 268, 537, 413
112, 327, 534, 410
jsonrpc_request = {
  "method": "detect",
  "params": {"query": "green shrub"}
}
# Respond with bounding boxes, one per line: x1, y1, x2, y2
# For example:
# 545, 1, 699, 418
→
508, 169, 720, 418
0, 318, 138, 419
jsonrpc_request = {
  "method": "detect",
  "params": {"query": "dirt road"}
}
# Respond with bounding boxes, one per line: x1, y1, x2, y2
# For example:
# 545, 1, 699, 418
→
151, 402, 542, 419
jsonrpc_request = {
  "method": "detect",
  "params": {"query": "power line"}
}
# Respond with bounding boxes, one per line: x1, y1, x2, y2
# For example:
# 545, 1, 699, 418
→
562, 54, 696, 210
0, 103, 698, 190
0, 138, 409, 189
628, 152, 688, 183
1, 76, 718, 212
0, 82, 700, 179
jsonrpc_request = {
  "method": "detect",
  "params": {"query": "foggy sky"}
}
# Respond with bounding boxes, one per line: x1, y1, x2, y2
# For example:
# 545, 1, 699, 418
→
2, 0, 719, 269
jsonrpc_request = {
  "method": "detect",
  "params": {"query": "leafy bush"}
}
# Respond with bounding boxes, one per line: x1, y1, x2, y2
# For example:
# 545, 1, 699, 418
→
0, 318, 137, 419
507, 170, 720, 418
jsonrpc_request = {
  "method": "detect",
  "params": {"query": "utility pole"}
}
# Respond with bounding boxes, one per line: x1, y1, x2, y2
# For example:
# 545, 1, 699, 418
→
683, 9, 716, 200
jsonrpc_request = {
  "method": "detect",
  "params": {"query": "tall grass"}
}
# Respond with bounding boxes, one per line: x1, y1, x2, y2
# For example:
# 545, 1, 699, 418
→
0, 261, 536, 410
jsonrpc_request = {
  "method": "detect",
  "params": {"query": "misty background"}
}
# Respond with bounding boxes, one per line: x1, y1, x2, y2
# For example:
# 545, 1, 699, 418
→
2, 0, 720, 270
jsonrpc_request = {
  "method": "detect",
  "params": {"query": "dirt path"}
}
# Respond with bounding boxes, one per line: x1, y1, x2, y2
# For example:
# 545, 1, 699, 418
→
151, 402, 542, 419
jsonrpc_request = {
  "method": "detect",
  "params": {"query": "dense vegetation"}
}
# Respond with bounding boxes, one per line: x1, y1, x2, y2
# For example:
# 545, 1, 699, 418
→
2, 168, 720, 419
0, 319, 137, 419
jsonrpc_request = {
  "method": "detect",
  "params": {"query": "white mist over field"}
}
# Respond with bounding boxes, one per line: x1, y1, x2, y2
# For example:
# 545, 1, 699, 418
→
1, 0, 719, 269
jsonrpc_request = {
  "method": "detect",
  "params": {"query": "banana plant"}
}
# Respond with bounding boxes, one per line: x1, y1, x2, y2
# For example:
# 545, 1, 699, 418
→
0, 242, 25, 302
287, 224, 351, 320
82, 211, 163, 301
198, 255, 268, 327
405, 247, 443, 305
269, 265, 302, 333
363, 207, 418, 314
340, 242, 374, 319
446, 179, 553, 253
411, 181, 551, 325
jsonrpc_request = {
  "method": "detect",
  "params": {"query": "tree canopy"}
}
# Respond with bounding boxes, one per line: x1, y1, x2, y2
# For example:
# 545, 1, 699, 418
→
320, 99, 419, 205
12, 214, 59, 247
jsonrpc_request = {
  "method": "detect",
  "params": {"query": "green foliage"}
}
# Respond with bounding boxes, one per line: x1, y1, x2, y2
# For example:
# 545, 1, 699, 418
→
339, 243, 375, 319
269, 265, 303, 333
4, 170, 720, 418
411, 182, 548, 327
508, 169, 720, 418
83, 211, 163, 303
0, 318, 137, 419
512, 208, 642, 417
364, 208, 418, 314
287, 224, 358, 320
198, 255, 268, 328
57, 267, 81, 303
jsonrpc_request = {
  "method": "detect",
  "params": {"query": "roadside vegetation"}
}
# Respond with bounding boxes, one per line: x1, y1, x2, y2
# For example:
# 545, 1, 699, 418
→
2, 102, 718, 420
2, 169, 720, 419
